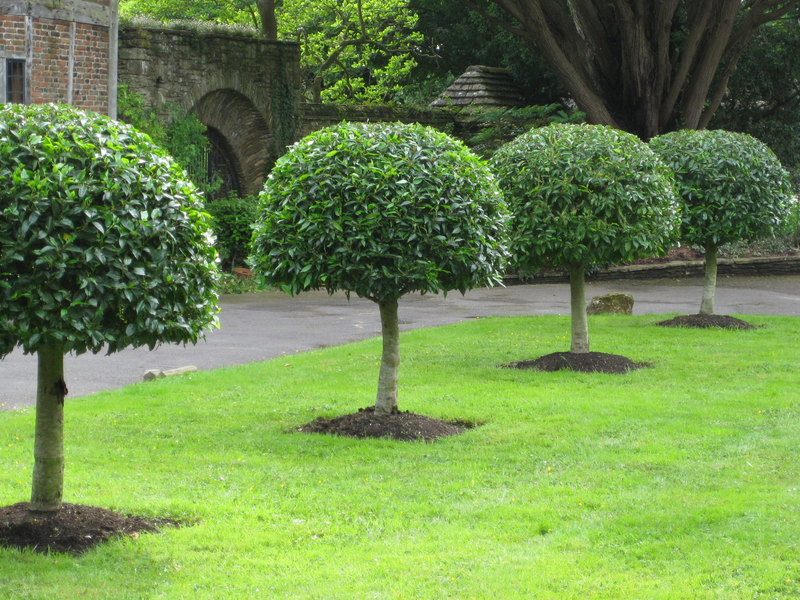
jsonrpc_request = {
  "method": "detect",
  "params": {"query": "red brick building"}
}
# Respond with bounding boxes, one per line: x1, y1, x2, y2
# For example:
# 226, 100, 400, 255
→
0, 0, 118, 116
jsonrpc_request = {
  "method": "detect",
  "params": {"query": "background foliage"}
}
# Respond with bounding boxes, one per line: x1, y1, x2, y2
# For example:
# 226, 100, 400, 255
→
117, 85, 213, 193
205, 195, 259, 272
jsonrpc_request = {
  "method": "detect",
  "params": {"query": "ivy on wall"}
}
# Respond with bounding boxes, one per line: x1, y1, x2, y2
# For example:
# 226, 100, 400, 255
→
117, 84, 218, 195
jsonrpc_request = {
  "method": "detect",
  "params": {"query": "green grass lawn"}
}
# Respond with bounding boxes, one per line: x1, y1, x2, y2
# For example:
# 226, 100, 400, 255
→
1, 314, 799, 599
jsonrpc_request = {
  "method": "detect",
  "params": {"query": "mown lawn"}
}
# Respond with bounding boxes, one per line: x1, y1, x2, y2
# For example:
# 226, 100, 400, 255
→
1, 314, 799, 599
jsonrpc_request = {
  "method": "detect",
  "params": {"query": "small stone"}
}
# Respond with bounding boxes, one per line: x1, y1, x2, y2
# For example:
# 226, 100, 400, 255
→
586, 293, 634, 315
143, 369, 164, 382
143, 366, 196, 381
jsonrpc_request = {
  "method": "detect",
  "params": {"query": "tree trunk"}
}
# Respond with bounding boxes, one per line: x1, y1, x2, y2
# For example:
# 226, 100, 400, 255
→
700, 245, 719, 315
31, 344, 66, 512
568, 264, 590, 354
258, 0, 278, 40
462, 0, 800, 139
375, 298, 400, 416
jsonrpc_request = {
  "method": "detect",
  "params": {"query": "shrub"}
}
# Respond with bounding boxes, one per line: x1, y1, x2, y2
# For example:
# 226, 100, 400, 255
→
206, 194, 259, 270
650, 129, 792, 314
250, 121, 508, 414
492, 123, 679, 353
0, 104, 218, 511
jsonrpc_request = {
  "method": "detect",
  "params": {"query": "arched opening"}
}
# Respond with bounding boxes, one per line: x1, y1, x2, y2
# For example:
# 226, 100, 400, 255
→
192, 89, 271, 196
205, 126, 242, 199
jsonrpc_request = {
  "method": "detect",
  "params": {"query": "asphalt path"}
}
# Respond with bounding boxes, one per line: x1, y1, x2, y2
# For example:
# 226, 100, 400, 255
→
2, 274, 799, 410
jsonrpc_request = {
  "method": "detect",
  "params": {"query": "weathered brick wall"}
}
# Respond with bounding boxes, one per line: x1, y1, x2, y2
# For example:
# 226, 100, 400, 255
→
0, 14, 26, 53
30, 18, 72, 105
72, 23, 110, 110
0, 0, 116, 114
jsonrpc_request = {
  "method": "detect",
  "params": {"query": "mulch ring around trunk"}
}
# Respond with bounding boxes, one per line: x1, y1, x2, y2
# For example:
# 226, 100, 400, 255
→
656, 314, 757, 330
0, 502, 180, 555
505, 351, 650, 374
296, 406, 473, 442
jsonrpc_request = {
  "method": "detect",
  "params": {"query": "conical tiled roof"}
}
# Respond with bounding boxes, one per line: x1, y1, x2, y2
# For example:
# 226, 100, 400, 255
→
431, 65, 526, 109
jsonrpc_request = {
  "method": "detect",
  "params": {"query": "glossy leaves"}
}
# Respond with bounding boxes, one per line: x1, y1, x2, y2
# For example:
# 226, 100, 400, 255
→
491, 123, 680, 272
250, 121, 509, 303
649, 129, 792, 250
0, 104, 219, 358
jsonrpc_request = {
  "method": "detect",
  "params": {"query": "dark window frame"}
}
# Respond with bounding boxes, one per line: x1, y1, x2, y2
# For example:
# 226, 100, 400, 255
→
7, 58, 25, 104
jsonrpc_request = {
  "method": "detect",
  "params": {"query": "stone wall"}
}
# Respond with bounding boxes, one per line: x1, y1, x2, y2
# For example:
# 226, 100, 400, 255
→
509, 256, 800, 284
117, 25, 302, 195
0, 0, 117, 115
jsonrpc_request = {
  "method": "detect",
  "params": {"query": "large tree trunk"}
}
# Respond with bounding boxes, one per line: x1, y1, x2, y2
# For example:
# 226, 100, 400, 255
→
700, 245, 719, 316
568, 264, 590, 354
459, 0, 800, 139
375, 298, 400, 416
31, 344, 66, 512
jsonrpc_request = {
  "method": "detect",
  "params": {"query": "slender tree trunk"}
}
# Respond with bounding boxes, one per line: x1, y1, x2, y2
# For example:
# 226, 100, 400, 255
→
375, 298, 400, 416
700, 245, 718, 316
31, 344, 66, 512
568, 264, 590, 354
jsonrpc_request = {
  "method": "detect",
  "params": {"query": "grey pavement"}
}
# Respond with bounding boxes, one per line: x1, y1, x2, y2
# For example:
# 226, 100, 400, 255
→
2, 274, 799, 410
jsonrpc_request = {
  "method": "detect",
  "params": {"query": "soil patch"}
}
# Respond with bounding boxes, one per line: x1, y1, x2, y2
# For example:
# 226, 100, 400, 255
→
297, 406, 468, 442
0, 502, 178, 555
506, 351, 650, 374
656, 314, 757, 330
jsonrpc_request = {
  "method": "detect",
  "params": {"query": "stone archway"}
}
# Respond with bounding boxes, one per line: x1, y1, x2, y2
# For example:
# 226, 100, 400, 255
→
192, 89, 271, 196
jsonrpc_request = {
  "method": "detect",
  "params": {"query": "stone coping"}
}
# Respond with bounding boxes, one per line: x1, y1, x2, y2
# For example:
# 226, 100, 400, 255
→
505, 255, 800, 284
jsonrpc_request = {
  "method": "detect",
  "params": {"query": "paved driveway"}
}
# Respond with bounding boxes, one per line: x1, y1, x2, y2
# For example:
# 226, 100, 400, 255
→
2, 274, 799, 410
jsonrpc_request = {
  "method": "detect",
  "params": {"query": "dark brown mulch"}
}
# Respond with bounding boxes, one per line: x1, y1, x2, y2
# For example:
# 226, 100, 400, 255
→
297, 406, 468, 442
0, 502, 178, 555
656, 314, 757, 330
505, 351, 650, 374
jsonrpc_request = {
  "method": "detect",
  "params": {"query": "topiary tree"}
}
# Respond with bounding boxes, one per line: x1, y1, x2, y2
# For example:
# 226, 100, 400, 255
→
250, 122, 508, 415
0, 104, 219, 512
649, 129, 791, 316
491, 123, 679, 355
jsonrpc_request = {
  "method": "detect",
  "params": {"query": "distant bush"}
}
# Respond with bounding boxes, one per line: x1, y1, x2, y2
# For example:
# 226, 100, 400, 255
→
463, 104, 585, 158
206, 195, 259, 271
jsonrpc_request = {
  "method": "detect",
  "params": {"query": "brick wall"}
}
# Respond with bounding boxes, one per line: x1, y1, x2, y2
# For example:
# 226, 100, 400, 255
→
31, 18, 71, 105
72, 23, 110, 111
0, 15, 26, 54
0, 0, 116, 114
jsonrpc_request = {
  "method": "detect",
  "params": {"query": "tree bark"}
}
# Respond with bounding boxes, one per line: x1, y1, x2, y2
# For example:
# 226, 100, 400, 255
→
375, 298, 400, 416
568, 264, 590, 354
461, 0, 800, 138
31, 344, 66, 512
258, 0, 278, 40
700, 245, 719, 316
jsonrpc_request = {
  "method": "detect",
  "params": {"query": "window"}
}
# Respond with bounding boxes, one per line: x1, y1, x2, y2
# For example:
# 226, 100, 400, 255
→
7, 59, 25, 104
